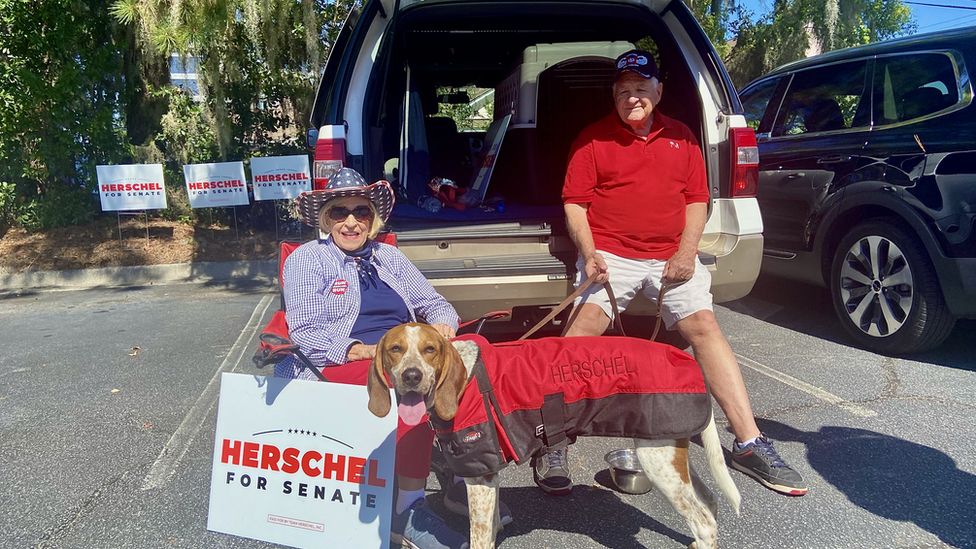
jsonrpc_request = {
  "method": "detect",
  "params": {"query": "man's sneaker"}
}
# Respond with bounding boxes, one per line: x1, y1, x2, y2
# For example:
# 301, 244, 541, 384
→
731, 436, 808, 496
531, 447, 572, 496
391, 499, 469, 549
443, 480, 514, 526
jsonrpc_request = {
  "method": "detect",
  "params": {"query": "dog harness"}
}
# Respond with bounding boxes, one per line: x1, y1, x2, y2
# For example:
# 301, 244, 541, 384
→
431, 334, 710, 477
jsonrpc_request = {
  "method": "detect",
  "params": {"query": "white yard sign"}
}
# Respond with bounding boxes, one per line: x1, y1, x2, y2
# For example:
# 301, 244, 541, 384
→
183, 161, 250, 208
208, 373, 397, 549
95, 164, 167, 211
251, 155, 312, 201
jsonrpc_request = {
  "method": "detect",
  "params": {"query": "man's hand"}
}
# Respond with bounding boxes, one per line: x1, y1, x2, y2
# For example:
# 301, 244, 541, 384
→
662, 251, 696, 284
347, 343, 376, 362
584, 253, 610, 283
430, 323, 456, 340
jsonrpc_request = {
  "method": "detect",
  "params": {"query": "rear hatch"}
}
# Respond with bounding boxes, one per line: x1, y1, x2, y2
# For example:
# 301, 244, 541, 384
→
314, 0, 756, 323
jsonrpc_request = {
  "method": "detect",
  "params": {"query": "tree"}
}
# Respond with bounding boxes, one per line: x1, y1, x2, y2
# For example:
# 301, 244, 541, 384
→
725, 0, 914, 87
0, 0, 129, 230
110, 0, 360, 161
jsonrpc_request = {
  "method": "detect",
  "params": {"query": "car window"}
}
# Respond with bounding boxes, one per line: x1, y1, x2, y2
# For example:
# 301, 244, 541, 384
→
772, 60, 869, 137
740, 78, 780, 132
874, 53, 960, 124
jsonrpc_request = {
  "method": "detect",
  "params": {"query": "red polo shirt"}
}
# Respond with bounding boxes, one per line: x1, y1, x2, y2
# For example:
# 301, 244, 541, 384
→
562, 112, 709, 260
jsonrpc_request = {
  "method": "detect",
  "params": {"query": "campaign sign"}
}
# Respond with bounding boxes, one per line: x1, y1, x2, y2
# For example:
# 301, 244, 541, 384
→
207, 373, 396, 549
251, 155, 312, 201
183, 161, 250, 208
96, 164, 167, 211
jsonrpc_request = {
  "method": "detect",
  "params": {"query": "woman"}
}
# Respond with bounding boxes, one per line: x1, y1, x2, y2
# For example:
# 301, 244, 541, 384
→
275, 168, 507, 549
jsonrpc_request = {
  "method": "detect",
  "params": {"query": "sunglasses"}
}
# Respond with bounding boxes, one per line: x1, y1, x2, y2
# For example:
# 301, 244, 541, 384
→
325, 205, 373, 223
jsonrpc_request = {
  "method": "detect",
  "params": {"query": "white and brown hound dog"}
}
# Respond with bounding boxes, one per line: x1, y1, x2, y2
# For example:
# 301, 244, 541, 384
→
367, 322, 741, 549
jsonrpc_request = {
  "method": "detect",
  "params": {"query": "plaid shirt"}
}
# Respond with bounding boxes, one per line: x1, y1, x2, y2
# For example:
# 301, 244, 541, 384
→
274, 237, 459, 380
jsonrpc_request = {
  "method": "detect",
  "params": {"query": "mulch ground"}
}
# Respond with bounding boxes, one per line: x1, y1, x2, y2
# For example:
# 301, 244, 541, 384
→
0, 217, 282, 273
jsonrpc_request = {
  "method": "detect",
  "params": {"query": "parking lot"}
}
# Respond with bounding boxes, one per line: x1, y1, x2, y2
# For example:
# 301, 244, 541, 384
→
1, 275, 973, 549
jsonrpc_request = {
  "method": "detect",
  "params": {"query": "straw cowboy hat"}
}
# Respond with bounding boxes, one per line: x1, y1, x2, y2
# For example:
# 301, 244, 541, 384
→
295, 167, 396, 228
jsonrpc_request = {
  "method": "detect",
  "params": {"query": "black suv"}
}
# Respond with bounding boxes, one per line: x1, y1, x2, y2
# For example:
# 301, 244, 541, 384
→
739, 27, 976, 354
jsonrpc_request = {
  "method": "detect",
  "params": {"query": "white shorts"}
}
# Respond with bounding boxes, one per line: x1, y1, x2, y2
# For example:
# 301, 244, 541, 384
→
573, 250, 714, 330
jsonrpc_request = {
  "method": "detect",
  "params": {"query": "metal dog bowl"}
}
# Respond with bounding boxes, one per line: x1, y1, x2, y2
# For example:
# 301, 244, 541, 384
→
604, 448, 653, 495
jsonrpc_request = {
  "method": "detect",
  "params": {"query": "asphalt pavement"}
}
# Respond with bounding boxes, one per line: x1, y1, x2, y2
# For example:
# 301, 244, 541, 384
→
1, 273, 973, 549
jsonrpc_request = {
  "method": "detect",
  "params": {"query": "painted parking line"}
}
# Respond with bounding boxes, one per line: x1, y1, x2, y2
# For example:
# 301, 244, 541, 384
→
735, 353, 878, 418
141, 294, 274, 491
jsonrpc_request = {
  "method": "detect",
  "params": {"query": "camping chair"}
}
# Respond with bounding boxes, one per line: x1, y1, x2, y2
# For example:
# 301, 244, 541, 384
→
251, 234, 510, 381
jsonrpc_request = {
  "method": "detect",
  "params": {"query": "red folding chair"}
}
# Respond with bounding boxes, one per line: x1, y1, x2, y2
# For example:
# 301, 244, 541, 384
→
251, 234, 509, 381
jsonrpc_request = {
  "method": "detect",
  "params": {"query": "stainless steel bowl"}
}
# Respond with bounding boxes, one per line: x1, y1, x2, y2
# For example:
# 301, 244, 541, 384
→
604, 448, 653, 495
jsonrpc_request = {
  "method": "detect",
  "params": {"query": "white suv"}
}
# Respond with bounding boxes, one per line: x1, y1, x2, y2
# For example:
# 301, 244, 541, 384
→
308, 0, 763, 328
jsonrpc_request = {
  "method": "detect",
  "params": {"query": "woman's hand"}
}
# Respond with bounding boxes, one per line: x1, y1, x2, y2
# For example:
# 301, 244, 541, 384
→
430, 323, 456, 340
347, 343, 376, 361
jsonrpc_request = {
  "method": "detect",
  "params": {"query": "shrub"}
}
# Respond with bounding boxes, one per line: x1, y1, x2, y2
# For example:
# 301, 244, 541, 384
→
16, 182, 96, 232
0, 182, 17, 233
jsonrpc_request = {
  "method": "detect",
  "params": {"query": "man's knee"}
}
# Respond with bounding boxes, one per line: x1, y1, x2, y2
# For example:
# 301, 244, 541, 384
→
675, 310, 724, 342
563, 303, 611, 336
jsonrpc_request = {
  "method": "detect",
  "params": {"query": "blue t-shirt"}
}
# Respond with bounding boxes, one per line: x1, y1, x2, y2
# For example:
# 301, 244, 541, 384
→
344, 245, 410, 344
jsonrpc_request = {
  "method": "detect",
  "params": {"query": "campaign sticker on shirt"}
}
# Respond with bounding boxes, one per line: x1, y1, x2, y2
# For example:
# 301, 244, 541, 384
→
331, 279, 349, 295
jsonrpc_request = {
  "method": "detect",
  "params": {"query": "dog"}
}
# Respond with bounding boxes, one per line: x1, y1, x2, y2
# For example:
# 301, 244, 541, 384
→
367, 322, 741, 549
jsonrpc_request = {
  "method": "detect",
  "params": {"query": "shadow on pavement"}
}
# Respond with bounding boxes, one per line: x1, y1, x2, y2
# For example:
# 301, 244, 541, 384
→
432, 484, 694, 548
758, 418, 976, 548
726, 273, 976, 371
723, 273, 851, 345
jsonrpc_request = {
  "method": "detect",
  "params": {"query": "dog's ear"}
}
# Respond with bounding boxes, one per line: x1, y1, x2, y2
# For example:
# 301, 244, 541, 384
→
367, 334, 392, 418
432, 337, 469, 421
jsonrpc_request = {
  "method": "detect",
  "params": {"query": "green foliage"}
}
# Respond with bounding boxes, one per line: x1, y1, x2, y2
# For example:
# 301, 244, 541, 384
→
687, 0, 741, 58
156, 88, 220, 165
724, 0, 915, 87
16, 181, 96, 232
0, 0, 128, 229
158, 166, 194, 222
112, 0, 360, 162
437, 87, 493, 132
0, 182, 16, 233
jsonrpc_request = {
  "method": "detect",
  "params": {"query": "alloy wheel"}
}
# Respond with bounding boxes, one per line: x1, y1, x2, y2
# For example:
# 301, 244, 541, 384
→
838, 235, 914, 338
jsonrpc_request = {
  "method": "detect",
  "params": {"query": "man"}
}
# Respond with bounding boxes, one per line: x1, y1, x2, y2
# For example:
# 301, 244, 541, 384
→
532, 49, 807, 497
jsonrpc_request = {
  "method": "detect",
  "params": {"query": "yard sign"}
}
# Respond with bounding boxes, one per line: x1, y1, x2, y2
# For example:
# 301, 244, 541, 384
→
207, 373, 397, 549
95, 164, 167, 211
183, 161, 250, 208
251, 155, 312, 201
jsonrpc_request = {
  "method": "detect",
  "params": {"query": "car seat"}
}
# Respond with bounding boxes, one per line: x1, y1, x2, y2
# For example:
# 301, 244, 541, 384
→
803, 97, 846, 132
899, 86, 952, 121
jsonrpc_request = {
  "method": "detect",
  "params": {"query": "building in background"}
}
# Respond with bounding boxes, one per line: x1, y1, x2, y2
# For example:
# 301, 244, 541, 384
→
170, 54, 202, 100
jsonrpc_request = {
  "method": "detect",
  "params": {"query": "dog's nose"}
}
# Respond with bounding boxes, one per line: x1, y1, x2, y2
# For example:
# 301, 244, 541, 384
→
401, 368, 422, 387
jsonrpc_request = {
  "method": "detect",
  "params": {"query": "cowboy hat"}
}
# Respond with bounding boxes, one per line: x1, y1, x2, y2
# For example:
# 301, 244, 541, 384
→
295, 167, 396, 228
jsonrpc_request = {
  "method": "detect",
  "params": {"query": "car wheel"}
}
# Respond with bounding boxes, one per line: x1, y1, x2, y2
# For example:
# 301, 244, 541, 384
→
829, 219, 955, 354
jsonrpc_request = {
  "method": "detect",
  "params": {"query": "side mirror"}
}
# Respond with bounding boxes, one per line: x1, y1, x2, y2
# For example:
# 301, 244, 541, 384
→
306, 128, 319, 150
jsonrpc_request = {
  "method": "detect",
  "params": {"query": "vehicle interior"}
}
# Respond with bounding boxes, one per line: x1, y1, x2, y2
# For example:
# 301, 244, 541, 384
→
361, 3, 705, 223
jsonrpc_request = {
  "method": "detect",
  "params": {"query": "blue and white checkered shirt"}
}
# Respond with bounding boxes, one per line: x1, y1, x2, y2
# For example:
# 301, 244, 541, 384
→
274, 237, 460, 380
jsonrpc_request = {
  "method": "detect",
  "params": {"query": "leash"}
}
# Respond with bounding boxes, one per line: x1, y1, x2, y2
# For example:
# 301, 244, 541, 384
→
519, 273, 677, 342
518, 272, 624, 340
650, 284, 667, 341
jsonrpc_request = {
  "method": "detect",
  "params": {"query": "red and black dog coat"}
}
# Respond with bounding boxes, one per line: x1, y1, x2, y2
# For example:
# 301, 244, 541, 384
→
431, 334, 710, 478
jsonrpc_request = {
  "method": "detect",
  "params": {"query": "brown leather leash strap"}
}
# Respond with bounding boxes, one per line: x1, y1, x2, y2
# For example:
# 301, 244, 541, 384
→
518, 272, 625, 340
649, 284, 667, 341
519, 272, 676, 341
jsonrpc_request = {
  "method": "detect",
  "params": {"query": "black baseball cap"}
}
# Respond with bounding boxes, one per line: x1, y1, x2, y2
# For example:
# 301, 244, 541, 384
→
614, 49, 659, 80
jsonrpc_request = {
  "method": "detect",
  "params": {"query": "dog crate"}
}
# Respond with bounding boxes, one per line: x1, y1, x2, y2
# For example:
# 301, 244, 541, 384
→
495, 41, 635, 128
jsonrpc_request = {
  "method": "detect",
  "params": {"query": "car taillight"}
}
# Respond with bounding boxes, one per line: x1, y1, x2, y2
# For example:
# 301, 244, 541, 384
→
730, 127, 759, 197
313, 125, 346, 190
